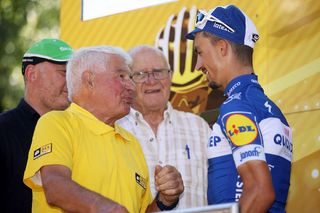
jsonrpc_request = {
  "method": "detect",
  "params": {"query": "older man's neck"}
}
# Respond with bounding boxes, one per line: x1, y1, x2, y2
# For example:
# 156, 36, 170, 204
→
145, 112, 164, 135
74, 101, 117, 127
134, 105, 165, 135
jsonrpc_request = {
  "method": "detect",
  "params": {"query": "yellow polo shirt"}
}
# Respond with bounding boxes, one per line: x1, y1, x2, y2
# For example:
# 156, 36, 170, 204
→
24, 103, 152, 213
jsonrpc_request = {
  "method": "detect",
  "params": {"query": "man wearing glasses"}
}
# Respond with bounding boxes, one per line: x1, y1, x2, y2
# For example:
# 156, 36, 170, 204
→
186, 4, 292, 213
117, 45, 211, 210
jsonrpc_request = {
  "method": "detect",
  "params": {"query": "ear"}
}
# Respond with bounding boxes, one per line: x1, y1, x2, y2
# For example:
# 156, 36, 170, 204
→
24, 64, 38, 82
217, 39, 229, 57
81, 71, 95, 90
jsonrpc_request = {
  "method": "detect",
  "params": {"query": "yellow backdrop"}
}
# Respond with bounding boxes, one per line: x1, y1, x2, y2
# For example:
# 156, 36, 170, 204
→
61, 0, 320, 212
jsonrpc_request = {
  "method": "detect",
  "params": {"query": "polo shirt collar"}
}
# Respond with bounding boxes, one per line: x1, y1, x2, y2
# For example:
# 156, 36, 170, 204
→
67, 103, 114, 135
66, 103, 132, 142
114, 124, 134, 142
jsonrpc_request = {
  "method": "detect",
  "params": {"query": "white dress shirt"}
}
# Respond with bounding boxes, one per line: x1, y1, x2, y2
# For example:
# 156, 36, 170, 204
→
116, 103, 211, 209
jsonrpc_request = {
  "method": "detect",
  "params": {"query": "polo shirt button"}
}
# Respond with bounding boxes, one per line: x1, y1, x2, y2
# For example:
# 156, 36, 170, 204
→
149, 138, 154, 142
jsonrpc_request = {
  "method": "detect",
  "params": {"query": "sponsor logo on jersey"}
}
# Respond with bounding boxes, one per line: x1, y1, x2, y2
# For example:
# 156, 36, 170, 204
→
284, 127, 290, 136
226, 114, 258, 146
227, 82, 241, 96
235, 175, 243, 201
251, 79, 259, 84
33, 143, 52, 159
135, 173, 146, 190
274, 133, 293, 153
224, 92, 242, 104
208, 135, 221, 147
240, 146, 262, 162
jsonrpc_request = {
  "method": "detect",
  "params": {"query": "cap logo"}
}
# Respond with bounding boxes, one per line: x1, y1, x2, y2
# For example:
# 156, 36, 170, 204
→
186, 5, 259, 49
60, 46, 72, 51
22, 58, 34, 62
212, 22, 234, 33
252, 33, 259, 43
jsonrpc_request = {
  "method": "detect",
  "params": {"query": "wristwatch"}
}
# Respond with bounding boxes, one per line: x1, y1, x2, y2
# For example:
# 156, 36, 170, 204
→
155, 193, 179, 211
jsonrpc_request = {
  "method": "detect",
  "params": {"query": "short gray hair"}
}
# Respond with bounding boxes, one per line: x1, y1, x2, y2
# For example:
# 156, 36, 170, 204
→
128, 45, 170, 69
66, 46, 132, 101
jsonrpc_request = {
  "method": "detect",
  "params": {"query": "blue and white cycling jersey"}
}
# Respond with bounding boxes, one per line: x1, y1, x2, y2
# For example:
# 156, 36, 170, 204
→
207, 74, 292, 212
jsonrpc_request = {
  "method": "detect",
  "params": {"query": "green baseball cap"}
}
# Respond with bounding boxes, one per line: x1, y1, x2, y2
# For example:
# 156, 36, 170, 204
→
22, 38, 73, 75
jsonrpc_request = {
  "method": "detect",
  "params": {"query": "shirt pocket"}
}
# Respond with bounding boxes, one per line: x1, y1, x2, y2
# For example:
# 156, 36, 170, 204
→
168, 148, 205, 186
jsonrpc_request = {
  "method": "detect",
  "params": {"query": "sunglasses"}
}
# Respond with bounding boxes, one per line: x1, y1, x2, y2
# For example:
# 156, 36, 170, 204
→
195, 9, 235, 33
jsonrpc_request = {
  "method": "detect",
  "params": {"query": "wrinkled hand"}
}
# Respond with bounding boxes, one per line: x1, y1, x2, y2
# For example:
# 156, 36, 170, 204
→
154, 165, 184, 206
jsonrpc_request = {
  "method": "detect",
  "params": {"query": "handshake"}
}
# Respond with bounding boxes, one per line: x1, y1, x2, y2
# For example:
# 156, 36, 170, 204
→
110, 164, 184, 213
154, 164, 185, 210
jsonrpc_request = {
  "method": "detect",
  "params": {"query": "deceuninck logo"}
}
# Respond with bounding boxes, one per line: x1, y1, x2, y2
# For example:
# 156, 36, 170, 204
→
226, 114, 258, 146
33, 143, 52, 159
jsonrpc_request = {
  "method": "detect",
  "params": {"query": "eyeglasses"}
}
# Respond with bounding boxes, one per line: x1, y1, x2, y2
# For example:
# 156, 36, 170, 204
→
130, 69, 171, 83
195, 9, 235, 33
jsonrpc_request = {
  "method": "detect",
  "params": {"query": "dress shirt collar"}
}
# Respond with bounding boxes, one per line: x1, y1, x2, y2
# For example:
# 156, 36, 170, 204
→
129, 102, 173, 125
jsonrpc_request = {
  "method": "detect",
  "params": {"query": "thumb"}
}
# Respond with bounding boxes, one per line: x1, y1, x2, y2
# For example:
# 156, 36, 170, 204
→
154, 165, 162, 177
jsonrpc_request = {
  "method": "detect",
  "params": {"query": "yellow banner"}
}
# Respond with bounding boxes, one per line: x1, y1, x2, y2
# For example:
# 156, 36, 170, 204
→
61, 1, 320, 212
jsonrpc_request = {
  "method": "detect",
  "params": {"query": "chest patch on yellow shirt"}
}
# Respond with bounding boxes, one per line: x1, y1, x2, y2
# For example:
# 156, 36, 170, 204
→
33, 143, 52, 159
135, 173, 146, 189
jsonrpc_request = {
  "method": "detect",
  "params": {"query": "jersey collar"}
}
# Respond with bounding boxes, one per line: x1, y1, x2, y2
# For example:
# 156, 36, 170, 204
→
19, 98, 40, 119
224, 73, 260, 97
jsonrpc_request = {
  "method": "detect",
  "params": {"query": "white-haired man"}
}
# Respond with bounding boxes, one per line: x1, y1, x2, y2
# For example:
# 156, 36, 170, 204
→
24, 46, 184, 213
117, 45, 211, 210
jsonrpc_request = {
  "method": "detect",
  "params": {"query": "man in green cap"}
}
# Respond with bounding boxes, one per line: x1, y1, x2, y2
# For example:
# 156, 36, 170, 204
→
0, 38, 73, 213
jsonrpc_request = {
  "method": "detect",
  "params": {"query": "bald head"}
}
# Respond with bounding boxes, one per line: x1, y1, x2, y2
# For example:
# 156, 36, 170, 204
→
128, 45, 170, 70
127, 45, 172, 114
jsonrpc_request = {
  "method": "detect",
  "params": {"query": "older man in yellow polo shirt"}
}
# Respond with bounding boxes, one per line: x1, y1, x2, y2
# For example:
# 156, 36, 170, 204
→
24, 46, 184, 213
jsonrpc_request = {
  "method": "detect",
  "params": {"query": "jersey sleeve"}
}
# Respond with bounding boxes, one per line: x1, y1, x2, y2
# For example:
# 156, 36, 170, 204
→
23, 112, 74, 190
220, 102, 266, 168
